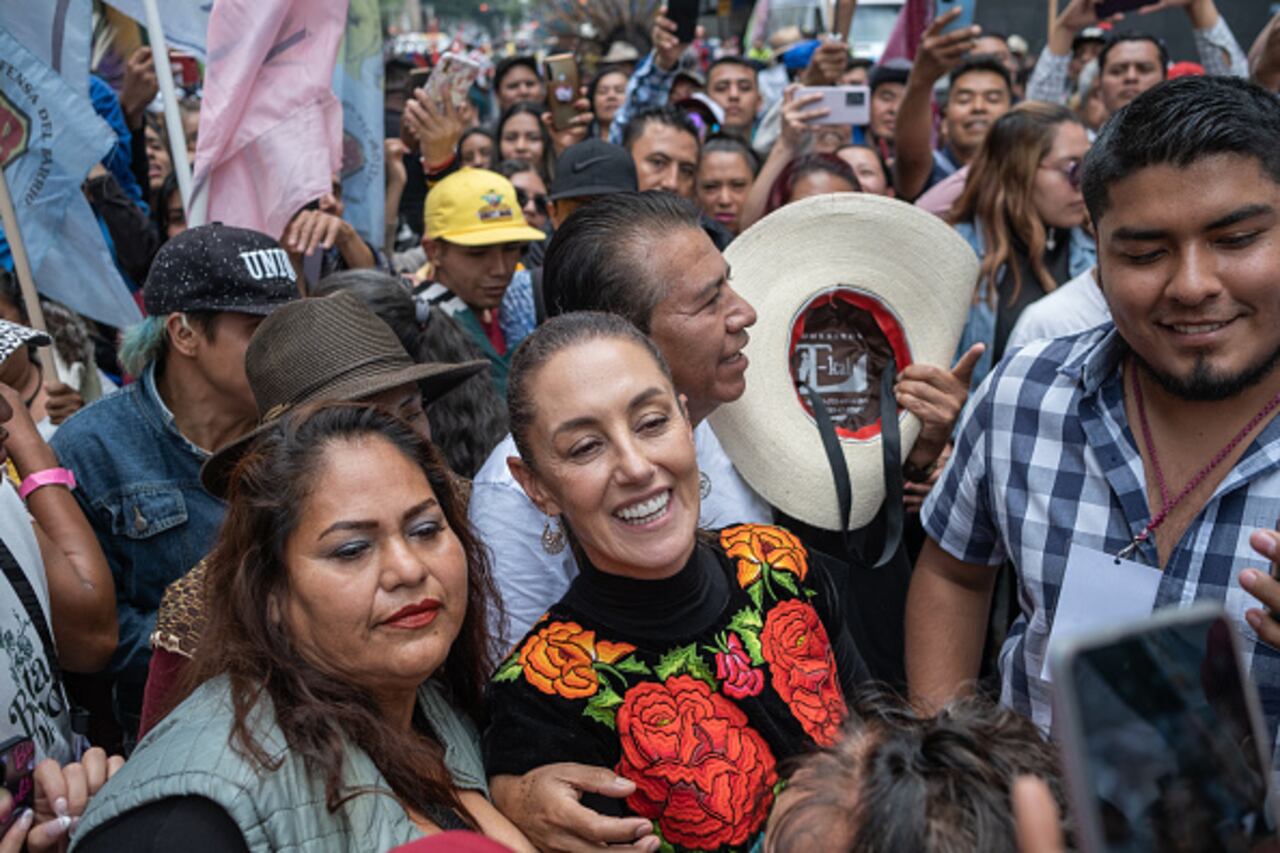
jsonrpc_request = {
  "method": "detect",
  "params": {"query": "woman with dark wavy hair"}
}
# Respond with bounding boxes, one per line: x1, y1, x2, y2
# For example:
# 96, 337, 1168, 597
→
71, 403, 531, 852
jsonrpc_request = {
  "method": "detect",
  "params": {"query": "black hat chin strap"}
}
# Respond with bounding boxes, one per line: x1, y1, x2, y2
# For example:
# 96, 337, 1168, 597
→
800, 354, 903, 569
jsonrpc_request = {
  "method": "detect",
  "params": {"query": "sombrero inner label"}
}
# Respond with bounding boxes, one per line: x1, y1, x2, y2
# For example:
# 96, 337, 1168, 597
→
788, 288, 912, 440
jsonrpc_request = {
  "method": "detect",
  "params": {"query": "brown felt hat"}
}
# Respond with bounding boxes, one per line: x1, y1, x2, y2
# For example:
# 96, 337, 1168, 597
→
201, 290, 487, 497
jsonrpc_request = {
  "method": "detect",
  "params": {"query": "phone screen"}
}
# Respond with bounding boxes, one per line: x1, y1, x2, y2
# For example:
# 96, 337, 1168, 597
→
1095, 0, 1160, 17
667, 0, 700, 43
0, 737, 34, 833
1064, 616, 1273, 851
934, 0, 977, 34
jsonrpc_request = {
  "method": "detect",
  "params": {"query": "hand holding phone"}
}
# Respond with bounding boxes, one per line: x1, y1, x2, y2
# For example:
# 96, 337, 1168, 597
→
544, 54, 581, 132
1052, 606, 1277, 852
934, 0, 977, 35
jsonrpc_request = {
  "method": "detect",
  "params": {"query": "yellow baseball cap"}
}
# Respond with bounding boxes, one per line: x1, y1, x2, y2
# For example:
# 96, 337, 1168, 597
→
425, 168, 546, 246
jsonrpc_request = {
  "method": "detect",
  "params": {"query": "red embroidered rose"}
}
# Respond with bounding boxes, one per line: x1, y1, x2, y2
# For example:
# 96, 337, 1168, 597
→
616, 675, 778, 849
760, 600, 847, 747
715, 633, 764, 699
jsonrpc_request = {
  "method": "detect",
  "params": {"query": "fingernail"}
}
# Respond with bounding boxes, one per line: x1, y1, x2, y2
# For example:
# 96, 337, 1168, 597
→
53, 796, 67, 818
50, 814, 72, 836
635, 822, 653, 839
1241, 569, 1259, 589
17, 809, 32, 828
1247, 610, 1263, 630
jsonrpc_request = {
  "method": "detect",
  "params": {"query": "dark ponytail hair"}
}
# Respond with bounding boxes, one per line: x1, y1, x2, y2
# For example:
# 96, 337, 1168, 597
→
507, 311, 673, 469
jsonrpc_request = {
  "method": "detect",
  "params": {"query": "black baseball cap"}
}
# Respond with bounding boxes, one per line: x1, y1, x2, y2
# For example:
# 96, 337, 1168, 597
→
143, 223, 300, 317
548, 139, 638, 201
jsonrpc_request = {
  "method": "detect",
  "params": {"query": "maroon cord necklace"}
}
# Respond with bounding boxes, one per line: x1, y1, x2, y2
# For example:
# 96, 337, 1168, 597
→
1118, 360, 1280, 562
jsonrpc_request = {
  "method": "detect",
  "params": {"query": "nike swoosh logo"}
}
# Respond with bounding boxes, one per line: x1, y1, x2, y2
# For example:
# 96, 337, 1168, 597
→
572, 156, 610, 174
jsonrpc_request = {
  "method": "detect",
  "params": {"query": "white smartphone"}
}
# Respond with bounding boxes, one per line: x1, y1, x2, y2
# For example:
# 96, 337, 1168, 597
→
1051, 604, 1276, 852
795, 85, 871, 126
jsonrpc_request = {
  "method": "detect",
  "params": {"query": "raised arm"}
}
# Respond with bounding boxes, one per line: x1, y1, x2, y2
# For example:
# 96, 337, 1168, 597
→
607, 9, 686, 146
1, 383, 117, 672
894, 8, 979, 202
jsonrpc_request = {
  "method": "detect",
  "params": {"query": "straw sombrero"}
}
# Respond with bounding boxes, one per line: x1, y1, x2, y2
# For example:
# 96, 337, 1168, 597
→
708, 193, 978, 531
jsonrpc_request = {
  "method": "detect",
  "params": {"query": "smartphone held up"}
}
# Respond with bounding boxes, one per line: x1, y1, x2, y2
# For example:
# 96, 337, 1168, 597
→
544, 53, 580, 132
1052, 606, 1277, 852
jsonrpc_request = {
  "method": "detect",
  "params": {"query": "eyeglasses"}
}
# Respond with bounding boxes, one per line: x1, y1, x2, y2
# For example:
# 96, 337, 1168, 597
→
1040, 158, 1083, 190
515, 188, 549, 215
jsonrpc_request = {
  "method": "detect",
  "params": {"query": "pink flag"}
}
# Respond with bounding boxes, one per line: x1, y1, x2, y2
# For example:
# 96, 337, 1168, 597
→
192, 0, 348, 240
880, 0, 933, 63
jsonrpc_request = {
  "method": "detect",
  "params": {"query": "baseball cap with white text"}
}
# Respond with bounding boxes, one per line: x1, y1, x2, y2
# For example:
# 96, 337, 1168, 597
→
143, 223, 299, 316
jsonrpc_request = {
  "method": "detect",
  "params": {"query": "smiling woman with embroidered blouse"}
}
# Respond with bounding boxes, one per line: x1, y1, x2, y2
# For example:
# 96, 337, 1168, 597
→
484, 312, 868, 853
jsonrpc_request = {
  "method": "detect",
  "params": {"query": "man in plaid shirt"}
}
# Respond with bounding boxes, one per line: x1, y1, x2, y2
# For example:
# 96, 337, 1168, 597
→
907, 76, 1280, 760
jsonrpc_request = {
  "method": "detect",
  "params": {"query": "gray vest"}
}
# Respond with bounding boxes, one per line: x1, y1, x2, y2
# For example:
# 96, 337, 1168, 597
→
71, 675, 488, 852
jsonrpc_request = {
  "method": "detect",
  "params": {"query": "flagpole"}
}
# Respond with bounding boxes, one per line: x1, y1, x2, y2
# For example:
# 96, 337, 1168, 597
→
141, 0, 195, 217
0, 169, 59, 378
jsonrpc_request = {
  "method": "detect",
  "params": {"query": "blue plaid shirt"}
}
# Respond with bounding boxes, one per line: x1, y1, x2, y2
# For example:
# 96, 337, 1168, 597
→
607, 51, 676, 146
922, 324, 1280, 760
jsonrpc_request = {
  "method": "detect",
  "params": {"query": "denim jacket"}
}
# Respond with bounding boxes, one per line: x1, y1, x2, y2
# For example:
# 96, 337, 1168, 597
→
953, 220, 1096, 389
50, 364, 225, 689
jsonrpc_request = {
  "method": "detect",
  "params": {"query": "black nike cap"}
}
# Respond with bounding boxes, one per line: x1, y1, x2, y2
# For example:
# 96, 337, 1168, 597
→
548, 139, 638, 201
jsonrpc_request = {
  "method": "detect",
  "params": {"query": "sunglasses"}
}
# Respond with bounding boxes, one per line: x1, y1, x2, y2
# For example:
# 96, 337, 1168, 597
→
1042, 158, 1083, 190
515, 188, 549, 216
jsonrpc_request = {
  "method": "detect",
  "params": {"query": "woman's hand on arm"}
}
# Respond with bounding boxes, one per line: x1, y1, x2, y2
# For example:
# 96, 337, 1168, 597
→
490, 764, 658, 853
27, 747, 125, 852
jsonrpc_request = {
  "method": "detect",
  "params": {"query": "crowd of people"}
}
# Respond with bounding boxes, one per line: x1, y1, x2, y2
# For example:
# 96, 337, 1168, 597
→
0, 0, 1278, 850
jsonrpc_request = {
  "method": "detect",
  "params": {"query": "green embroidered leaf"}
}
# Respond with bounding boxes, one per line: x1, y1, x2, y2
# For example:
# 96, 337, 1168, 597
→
805, 587, 817, 598
726, 608, 766, 666
614, 655, 651, 675
685, 652, 716, 686
492, 657, 522, 683
655, 644, 698, 680
655, 644, 716, 687
773, 570, 800, 596
653, 823, 676, 853
748, 581, 764, 611
583, 684, 623, 730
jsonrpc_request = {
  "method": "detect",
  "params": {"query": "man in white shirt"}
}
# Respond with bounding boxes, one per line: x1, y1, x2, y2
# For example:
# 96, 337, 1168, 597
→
1007, 266, 1111, 351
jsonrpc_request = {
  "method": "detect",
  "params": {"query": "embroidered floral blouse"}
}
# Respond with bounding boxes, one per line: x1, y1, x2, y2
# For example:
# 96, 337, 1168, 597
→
483, 524, 868, 852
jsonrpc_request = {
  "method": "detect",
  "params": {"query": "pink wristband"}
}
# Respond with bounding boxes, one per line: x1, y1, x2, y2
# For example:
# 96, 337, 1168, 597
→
17, 468, 77, 501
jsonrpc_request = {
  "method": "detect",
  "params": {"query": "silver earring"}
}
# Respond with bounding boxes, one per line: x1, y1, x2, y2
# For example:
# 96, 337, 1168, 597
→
541, 516, 566, 555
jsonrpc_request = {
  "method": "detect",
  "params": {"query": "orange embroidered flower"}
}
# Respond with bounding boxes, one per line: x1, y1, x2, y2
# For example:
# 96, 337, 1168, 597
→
518, 621, 636, 700
720, 524, 809, 588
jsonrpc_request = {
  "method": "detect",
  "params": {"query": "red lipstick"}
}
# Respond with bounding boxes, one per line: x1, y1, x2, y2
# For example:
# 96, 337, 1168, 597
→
381, 598, 441, 630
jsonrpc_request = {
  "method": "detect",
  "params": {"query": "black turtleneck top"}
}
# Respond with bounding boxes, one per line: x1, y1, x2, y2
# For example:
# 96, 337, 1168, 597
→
483, 524, 867, 853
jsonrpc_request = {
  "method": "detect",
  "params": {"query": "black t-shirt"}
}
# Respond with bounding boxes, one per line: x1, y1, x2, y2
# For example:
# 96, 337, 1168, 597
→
77, 797, 249, 852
